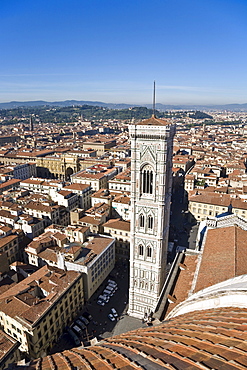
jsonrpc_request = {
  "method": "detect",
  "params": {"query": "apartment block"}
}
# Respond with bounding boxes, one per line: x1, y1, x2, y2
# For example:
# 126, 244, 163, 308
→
0, 265, 84, 359
63, 183, 92, 209
25, 230, 115, 300
188, 190, 247, 221
0, 330, 21, 370
103, 218, 130, 260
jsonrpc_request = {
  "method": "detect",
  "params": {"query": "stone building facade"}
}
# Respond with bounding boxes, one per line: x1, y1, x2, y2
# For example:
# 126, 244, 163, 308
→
128, 116, 175, 319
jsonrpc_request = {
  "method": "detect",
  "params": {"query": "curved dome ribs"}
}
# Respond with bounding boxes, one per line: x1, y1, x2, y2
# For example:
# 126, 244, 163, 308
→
102, 307, 247, 370
56, 353, 75, 369
101, 343, 168, 370
22, 307, 247, 369
69, 349, 95, 369
82, 345, 137, 370
104, 336, 204, 370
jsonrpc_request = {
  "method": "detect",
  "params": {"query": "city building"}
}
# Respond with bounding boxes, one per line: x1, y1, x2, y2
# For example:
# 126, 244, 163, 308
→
188, 189, 247, 222
0, 233, 19, 265
0, 330, 21, 370
103, 218, 130, 260
82, 139, 116, 156
0, 265, 84, 359
91, 188, 112, 207
128, 115, 176, 319
63, 183, 92, 209
36, 153, 80, 180
0, 179, 21, 195
25, 229, 115, 300
48, 189, 79, 211
23, 201, 69, 227
108, 168, 131, 192
111, 193, 131, 220
71, 169, 108, 192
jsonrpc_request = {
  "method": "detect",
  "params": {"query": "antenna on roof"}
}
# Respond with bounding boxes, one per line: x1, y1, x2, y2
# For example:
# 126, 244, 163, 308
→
152, 80, 156, 117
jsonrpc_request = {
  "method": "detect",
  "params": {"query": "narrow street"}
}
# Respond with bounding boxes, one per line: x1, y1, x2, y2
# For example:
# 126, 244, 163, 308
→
170, 186, 198, 253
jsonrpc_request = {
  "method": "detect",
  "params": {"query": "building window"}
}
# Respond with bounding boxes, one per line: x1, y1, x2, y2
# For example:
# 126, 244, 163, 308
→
139, 214, 144, 228
139, 245, 144, 256
141, 166, 153, 194
148, 216, 153, 229
147, 246, 152, 258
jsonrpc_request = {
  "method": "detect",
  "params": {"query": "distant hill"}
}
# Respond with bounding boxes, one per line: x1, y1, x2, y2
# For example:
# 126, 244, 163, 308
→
0, 100, 247, 112
148, 103, 247, 112
0, 100, 134, 110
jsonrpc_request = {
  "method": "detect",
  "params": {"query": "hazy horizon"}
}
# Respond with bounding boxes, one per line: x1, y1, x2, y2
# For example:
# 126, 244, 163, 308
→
1, 98, 247, 108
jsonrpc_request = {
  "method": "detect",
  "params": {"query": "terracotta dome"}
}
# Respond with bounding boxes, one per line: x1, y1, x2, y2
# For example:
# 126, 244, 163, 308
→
24, 305, 247, 370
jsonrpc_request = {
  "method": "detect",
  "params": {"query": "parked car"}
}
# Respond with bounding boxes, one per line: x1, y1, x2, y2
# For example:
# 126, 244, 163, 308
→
72, 325, 83, 337
76, 319, 86, 330
111, 308, 118, 317
108, 279, 117, 286
82, 312, 93, 321
108, 282, 118, 290
106, 285, 115, 293
103, 289, 113, 297
66, 327, 80, 346
108, 313, 115, 321
79, 316, 89, 326
98, 294, 110, 303
97, 299, 105, 306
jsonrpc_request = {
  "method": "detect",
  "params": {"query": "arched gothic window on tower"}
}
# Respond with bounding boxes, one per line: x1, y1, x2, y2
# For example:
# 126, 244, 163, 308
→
139, 244, 144, 256
148, 215, 153, 229
141, 165, 154, 194
139, 214, 145, 228
147, 246, 152, 258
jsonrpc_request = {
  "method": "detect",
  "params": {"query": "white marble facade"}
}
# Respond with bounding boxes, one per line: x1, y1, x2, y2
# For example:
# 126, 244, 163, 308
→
128, 117, 176, 319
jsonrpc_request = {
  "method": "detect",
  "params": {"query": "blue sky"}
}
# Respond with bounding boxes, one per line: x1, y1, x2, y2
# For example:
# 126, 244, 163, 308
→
0, 0, 247, 105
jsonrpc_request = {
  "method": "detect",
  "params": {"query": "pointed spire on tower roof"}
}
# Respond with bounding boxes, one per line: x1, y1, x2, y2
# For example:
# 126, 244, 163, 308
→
135, 82, 172, 126
152, 80, 156, 118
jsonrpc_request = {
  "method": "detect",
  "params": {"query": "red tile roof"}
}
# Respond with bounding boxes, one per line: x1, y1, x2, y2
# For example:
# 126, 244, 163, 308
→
103, 218, 130, 232
194, 226, 247, 293
166, 254, 198, 316
26, 307, 247, 370
136, 115, 171, 126
0, 329, 19, 361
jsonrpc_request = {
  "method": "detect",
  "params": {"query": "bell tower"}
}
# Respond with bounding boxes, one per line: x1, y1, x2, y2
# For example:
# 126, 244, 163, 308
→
29, 115, 34, 132
128, 115, 176, 319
